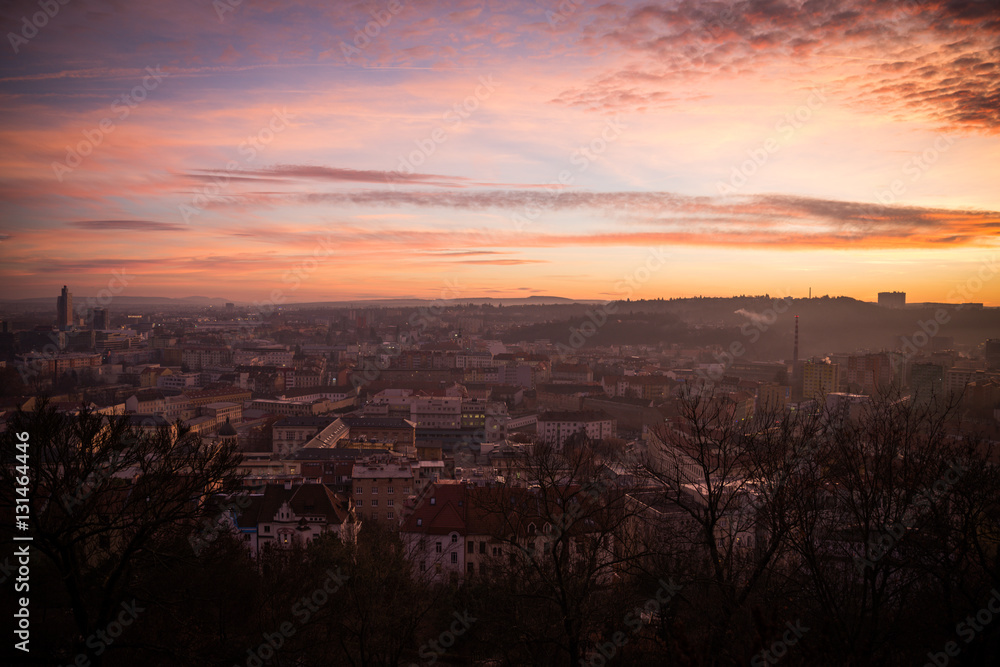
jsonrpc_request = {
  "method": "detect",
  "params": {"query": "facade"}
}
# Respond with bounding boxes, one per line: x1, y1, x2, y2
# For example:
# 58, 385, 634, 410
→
180, 346, 233, 370
57, 285, 73, 329
536, 410, 616, 449
233, 484, 358, 557
910, 362, 944, 399
878, 291, 906, 309
91, 307, 110, 330
411, 396, 462, 429
802, 360, 842, 400
846, 353, 898, 395
986, 339, 1000, 370
272, 416, 342, 456
757, 384, 792, 412
351, 454, 415, 526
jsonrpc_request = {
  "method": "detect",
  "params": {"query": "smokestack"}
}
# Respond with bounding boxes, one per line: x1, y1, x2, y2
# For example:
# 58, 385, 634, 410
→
793, 315, 799, 363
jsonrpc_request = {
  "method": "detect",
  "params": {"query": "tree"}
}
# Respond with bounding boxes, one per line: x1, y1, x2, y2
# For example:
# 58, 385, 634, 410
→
473, 434, 651, 666
0, 401, 243, 665
640, 389, 823, 664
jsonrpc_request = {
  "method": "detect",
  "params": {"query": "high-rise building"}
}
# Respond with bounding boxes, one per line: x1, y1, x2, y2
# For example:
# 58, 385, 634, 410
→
802, 360, 841, 400
56, 285, 73, 329
986, 339, 1000, 370
846, 352, 899, 395
910, 362, 944, 400
878, 291, 906, 309
91, 307, 110, 330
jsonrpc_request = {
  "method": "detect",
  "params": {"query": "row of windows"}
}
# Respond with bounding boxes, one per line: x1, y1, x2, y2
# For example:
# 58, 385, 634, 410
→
354, 486, 410, 494
356, 499, 394, 507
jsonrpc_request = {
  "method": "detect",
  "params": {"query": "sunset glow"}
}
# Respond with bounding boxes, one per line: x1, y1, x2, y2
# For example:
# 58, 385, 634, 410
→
2, 0, 998, 304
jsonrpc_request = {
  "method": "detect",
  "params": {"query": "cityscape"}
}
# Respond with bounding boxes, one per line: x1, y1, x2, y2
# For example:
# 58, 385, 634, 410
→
2, 1, 1000, 666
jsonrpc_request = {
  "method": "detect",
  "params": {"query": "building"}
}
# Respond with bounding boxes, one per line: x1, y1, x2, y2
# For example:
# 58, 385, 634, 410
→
351, 454, 415, 526
846, 353, 899, 395
757, 384, 792, 412
536, 410, 615, 449
878, 291, 906, 309
910, 362, 944, 400
272, 416, 342, 456
986, 339, 1000, 370
57, 285, 73, 329
232, 484, 358, 557
410, 396, 462, 430
90, 307, 110, 330
802, 360, 841, 400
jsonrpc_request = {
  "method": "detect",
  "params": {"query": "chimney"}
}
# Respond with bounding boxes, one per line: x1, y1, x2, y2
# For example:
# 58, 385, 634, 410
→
793, 315, 799, 363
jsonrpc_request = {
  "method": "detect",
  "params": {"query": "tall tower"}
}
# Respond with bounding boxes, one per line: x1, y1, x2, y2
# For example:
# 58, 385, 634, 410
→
57, 285, 73, 329
791, 315, 804, 400
793, 315, 799, 363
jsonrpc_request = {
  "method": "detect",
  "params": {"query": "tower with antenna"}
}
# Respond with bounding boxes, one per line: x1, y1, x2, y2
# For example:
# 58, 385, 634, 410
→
794, 315, 799, 363
791, 314, 804, 400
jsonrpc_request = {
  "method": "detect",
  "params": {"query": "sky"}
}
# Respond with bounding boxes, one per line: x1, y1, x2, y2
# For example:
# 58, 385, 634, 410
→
1, 0, 998, 305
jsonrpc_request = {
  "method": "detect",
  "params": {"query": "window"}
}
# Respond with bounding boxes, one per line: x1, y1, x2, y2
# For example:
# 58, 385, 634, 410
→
355, 486, 362, 494
387, 499, 394, 507
357, 499, 363, 506
451, 552, 458, 564
467, 562, 474, 574
451, 534, 458, 544
264, 525, 270, 533
403, 486, 411, 493
387, 511, 394, 519
468, 541, 475, 554
419, 538, 426, 551
480, 541, 486, 554
387, 486, 394, 494
371, 500, 378, 507
419, 561, 426, 572
371, 485, 378, 494
436, 541, 442, 553
479, 562, 486, 575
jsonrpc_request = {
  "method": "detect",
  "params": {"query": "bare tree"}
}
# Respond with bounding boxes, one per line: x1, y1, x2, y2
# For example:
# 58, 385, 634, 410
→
473, 433, 651, 666
0, 401, 243, 665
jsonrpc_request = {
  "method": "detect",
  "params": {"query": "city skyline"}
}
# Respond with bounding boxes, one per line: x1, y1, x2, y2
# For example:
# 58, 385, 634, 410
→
2, 0, 999, 305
